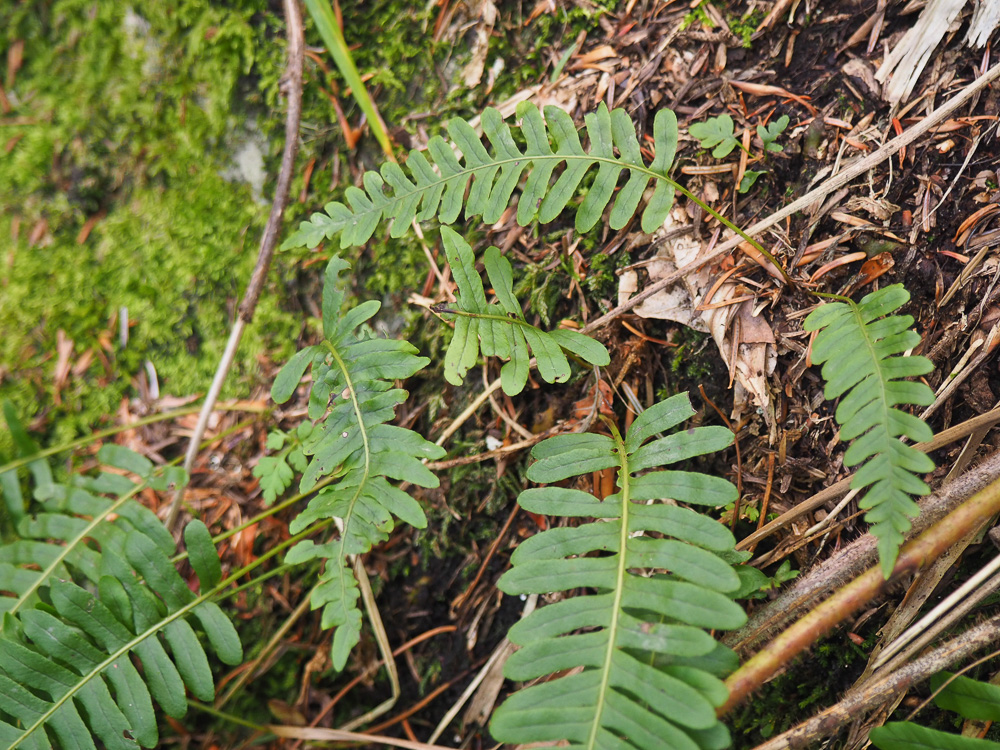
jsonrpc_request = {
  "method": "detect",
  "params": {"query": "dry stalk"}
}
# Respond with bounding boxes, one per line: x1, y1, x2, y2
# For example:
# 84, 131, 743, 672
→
749, 615, 1000, 750
166, 0, 305, 530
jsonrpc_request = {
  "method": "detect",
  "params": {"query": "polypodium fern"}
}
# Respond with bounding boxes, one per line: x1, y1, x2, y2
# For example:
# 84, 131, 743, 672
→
281, 100, 679, 251
0, 446, 241, 749
804, 284, 935, 577
491, 393, 751, 750
434, 226, 609, 395
268, 255, 445, 670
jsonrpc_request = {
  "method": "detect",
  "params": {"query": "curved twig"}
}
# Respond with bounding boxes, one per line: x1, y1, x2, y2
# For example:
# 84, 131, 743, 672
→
166, 0, 305, 530
721, 471, 1000, 714
749, 617, 1000, 750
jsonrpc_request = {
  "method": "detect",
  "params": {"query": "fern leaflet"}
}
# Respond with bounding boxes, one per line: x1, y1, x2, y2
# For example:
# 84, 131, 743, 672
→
281, 100, 679, 250
433, 226, 609, 395
804, 284, 935, 576
0, 446, 241, 750
491, 393, 751, 750
269, 256, 445, 670
871, 672, 1000, 749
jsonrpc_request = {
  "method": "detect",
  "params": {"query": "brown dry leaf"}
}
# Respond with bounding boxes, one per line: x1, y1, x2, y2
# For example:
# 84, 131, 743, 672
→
524, 0, 556, 25
5, 39, 22, 91
617, 208, 777, 437
461, 0, 498, 87
572, 379, 615, 422
844, 195, 900, 221
848, 251, 896, 294
728, 79, 818, 115
28, 219, 48, 247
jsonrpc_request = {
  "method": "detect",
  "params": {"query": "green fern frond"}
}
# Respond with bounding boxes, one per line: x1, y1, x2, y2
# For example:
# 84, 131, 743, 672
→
0, 447, 241, 750
269, 256, 445, 670
281, 100, 679, 250
0, 444, 183, 616
434, 227, 610, 395
804, 284, 935, 577
491, 393, 748, 750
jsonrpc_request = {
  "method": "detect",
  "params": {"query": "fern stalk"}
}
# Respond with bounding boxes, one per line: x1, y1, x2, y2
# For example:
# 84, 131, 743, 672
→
583, 422, 634, 747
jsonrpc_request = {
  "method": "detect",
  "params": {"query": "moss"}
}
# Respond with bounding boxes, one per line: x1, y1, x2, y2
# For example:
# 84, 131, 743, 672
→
0, 0, 300, 454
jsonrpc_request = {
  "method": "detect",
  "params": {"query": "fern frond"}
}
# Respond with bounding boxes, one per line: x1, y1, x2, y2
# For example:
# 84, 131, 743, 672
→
269, 256, 445, 670
282, 101, 679, 250
871, 672, 1000, 749
433, 227, 610, 395
491, 393, 748, 750
0, 444, 182, 616
0, 447, 241, 749
804, 284, 935, 577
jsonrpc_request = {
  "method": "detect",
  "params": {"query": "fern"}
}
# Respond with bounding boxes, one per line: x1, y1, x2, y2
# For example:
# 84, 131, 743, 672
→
434, 226, 610, 395
491, 393, 752, 750
871, 672, 1000, 749
268, 255, 445, 670
804, 284, 935, 576
281, 100, 679, 250
0, 446, 241, 749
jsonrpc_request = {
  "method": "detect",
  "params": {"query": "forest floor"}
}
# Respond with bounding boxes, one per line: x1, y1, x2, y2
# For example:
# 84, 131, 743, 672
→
4, 1, 1000, 748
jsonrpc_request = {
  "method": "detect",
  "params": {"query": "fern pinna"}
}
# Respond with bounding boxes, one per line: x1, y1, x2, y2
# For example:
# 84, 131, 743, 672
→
435, 226, 610, 395
871, 671, 1000, 749
491, 393, 749, 750
281, 100, 679, 251
0, 444, 241, 750
804, 284, 935, 576
266, 255, 445, 670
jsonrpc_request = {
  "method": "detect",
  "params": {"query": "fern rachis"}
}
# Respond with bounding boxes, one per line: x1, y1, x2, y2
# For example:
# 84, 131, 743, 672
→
282, 101, 680, 250
267, 255, 445, 669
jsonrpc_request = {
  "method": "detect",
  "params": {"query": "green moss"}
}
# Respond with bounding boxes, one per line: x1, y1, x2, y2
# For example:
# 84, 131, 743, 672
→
0, 0, 299, 453
728, 9, 765, 48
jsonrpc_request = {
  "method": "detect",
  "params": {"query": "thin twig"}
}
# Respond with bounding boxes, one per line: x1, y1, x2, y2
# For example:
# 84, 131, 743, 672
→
166, 0, 305, 530
736, 404, 1000, 552
727, 447, 1000, 656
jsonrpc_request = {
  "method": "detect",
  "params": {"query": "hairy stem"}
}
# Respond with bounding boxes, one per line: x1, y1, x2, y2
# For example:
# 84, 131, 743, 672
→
721, 473, 1000, 714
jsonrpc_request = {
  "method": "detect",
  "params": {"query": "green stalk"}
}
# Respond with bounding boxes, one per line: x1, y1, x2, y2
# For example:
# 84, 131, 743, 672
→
303, 0, 394, 158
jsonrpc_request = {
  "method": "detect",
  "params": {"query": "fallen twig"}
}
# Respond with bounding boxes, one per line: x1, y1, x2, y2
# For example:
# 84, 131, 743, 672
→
749, 617, 1000, 750
166, 0, 305, 530
721, 470, 1000, 714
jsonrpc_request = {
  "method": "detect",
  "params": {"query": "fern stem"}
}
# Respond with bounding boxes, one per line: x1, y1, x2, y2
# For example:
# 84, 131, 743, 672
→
586, 421, 631, 749
319, 338, 376, 648
188, 700, 269, 732
171, 475, 337, 566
